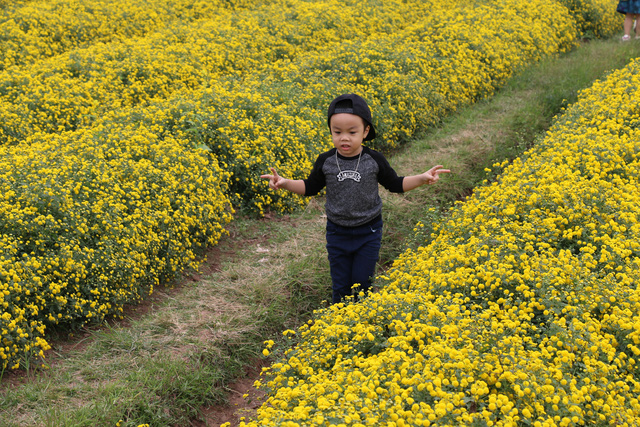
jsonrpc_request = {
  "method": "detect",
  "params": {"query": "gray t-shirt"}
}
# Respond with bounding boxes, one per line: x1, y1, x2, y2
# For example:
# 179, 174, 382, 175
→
304, 146, 405, 227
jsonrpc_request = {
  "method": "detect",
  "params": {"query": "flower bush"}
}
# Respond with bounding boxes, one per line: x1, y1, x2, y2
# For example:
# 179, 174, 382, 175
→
247, 59, 640, 426
556, 0, 622, 38
0, 0, 622, 372
0, 120, 233, 369
0, 0, 258, 71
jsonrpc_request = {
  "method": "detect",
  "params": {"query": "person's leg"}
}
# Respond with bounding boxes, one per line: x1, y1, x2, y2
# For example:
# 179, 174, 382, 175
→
624, 13, 634, 40
328, 251, 355, 303
326, 221, 355, 304
635, 14, 640, 38
350, 220, 383, 301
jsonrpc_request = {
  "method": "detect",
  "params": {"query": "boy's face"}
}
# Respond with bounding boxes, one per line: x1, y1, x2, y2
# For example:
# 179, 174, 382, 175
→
330, 113, 370, 157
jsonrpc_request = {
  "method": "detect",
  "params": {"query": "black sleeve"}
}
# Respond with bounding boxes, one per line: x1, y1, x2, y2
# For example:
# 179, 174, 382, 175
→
369, 148, 405, 193
303, 151, 330, 196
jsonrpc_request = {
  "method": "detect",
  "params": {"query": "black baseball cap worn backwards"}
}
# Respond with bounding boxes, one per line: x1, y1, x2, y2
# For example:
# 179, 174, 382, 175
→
327, 93, 376, 141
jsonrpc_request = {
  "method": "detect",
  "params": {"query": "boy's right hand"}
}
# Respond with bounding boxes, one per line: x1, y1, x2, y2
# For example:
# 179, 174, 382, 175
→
260, 167, 285, 190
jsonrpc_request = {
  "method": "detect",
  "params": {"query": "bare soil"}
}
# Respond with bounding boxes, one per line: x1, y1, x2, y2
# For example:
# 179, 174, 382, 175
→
197, 363, 267, 427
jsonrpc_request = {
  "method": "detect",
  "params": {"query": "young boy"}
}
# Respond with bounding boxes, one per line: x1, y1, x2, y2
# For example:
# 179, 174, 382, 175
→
261, 94, 450, 304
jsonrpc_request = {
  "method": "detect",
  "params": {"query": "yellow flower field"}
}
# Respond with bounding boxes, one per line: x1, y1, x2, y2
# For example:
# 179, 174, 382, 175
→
247, 58, 640, 426
0, 0, 622, 373
0, 122, 233, 369
0, 0, 255, 71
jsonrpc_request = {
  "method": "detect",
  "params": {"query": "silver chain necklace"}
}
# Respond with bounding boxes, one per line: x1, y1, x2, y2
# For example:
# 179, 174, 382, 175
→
335, 149, 362, 182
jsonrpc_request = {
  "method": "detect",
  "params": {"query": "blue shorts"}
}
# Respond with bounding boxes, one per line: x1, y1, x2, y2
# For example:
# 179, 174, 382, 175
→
325, 217, 383, 304
618, 0, 640, 15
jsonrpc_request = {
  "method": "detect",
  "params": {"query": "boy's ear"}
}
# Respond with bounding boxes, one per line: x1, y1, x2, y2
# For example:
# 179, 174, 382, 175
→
363, 125, 370, 139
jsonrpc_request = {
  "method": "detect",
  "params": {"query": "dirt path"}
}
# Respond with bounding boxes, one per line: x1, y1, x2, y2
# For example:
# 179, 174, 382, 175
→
198, 366, 266, 426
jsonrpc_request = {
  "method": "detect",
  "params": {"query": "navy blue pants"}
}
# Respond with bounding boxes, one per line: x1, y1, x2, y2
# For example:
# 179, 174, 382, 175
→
326, 217, 383, 304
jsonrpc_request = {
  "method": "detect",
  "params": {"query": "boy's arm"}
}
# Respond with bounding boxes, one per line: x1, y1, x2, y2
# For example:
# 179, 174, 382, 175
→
402, 165, 451, 192
260, 167, 306, 195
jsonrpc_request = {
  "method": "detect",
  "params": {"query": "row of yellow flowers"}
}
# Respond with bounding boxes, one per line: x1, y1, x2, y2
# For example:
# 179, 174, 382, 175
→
0, 0, 620, 371
248, 58, 640, 426
0, 121, 233, 369
0, 0, 257, 71
0, 0, 288, 146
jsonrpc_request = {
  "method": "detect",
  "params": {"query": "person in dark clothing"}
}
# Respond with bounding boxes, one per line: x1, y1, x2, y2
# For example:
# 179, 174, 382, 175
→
261, 94, 450, 303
